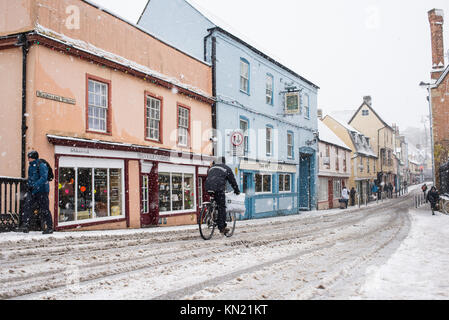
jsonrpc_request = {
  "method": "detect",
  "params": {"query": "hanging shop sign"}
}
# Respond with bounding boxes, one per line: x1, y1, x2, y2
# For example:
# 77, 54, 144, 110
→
285, 91, 300, 114
36, 91, 76, 105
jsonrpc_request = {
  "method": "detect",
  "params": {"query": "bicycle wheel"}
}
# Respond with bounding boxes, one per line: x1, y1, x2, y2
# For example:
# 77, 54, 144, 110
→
224, 211, 237, 238
198, 204, 216, 240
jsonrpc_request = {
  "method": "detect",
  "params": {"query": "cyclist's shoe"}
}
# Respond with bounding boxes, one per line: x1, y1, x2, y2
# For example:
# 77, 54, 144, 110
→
219, 227, 230, 236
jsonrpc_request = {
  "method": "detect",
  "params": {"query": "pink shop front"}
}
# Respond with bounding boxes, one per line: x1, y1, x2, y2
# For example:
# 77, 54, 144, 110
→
49, 136, 213, 230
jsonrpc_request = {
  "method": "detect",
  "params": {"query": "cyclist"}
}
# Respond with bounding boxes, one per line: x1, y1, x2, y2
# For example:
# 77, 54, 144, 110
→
205, 156, 240, 235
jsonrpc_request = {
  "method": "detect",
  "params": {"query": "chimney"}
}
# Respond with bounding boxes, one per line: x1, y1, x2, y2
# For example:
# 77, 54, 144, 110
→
428, 9, 445, 80
363, 96, 372, 107
317, 109, 323, 120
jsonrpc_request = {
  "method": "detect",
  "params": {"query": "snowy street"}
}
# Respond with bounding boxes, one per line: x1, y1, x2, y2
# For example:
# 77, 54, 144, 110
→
0, 184, 448, 300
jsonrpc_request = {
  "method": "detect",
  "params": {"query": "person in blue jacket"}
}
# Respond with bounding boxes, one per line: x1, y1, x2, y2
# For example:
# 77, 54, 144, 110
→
17, 151, 53, 234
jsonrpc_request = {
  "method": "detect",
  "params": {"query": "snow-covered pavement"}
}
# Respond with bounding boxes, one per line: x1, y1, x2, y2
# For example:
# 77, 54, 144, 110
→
0, 184, 448, 300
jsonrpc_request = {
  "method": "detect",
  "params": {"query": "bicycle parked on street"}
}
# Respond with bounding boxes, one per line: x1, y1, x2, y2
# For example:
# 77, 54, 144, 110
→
198, 191, 237, 240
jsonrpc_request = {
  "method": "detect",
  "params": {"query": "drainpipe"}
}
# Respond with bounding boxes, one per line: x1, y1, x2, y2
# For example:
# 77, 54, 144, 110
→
17, 33, 29, 178
204, 29, 217, 156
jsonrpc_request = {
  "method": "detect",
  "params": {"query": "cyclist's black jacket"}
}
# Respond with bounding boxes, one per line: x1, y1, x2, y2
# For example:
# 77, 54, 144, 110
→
205, 163, 240, 194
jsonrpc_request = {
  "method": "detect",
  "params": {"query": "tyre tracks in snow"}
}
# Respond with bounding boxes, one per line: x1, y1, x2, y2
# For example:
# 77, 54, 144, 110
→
0, 193, 414, 300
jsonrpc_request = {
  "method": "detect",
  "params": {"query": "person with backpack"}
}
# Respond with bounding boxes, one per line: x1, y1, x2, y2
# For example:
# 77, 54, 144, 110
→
427, 186, 440, 216
17, 151, 54, 234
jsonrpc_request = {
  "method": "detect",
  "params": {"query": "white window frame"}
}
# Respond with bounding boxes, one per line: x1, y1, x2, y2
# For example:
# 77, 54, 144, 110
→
279, 174, 292, 193
146, 96, 161, 142
88, 79, 108, 133
142, 175, 149, 214
255, 173, 272, 193
240, 119, 249, 155
178, 106, 190, 147
240, 59, 250, 94
287, 132, 293, 159
266, 74, 273, 105
266, 126, 273, 156
303, 94, 310, 118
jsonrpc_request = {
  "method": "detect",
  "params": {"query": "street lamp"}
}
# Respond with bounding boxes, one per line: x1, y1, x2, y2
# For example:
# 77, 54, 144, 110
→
419, 81, 436, 186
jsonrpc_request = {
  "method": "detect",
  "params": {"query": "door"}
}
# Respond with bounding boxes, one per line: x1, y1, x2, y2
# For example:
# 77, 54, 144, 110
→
328, 178, 333, 209
299, 154, 312, 210
242, 172, 252, 219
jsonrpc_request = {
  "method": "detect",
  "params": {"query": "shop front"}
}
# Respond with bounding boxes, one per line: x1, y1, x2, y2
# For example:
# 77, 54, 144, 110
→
238, 159, 298, 220
49, 135, 213, 230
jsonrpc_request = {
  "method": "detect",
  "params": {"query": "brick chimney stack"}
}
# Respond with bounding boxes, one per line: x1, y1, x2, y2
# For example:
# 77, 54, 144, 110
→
363, 96, 372, 107
428, 9, 445, 80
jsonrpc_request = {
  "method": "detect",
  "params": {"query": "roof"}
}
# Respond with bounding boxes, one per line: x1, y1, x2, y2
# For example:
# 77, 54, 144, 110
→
323, 115, 377, 158
348, 101, 393, 131
318, 121, 351, 151
181, 0, 320, 90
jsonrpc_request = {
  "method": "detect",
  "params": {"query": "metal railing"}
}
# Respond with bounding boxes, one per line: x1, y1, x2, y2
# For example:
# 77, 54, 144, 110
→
0, 176, 27, 232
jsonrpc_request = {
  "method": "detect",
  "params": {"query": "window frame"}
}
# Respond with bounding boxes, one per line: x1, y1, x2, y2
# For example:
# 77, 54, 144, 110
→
266, 125, 273, 157
177, 104, 191, 148
255, 173, 272, 194
86, 74, 112, 135
287, 131, 294, 159
266, 73, 274, 105
239, 116, 249, 156
303, 93, 310, 119
240, 58, 250, 95
279, 173, 292, 193
145, 91, 163, 144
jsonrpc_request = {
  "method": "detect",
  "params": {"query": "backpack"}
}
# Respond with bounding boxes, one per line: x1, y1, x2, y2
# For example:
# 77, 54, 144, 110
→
37, 159, 54, 182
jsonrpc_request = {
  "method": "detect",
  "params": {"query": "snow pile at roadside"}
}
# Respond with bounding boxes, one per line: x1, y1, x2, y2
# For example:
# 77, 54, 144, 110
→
359, 206, 449, 300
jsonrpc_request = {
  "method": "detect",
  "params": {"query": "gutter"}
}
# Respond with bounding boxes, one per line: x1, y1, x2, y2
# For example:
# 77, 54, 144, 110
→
17, 33, 29, 179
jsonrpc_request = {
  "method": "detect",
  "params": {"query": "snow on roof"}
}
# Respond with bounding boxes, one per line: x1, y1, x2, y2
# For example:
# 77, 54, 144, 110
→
34, 24, 214, 102
318, 120, 351, 151
325, 113, 361, 134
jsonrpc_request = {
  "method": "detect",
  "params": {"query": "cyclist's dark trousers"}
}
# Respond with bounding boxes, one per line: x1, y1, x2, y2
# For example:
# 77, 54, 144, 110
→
22, 192, 53, 229
214, 191, 227, 231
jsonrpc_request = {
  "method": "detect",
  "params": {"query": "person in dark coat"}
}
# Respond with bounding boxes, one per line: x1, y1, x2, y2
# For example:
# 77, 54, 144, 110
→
17, 151, 53, 234
350, 187, 356, 206
422, 184, 428, 203
205, 156, 240, 235
426, 186, 440, 215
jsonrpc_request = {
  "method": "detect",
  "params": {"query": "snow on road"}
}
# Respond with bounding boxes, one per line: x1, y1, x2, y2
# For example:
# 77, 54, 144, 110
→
0, 184, 448, 300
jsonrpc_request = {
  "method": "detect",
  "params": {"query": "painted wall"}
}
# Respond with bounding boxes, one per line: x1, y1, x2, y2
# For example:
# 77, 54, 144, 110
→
0, 47, 23, 177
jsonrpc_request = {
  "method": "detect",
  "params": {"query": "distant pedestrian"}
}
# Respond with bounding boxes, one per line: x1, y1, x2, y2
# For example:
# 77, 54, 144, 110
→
341, 186, 349, 209
387, 182, 393, 198
422, 184, 428, 203
350, 187, 356, 206
427, 186, 440, 215
372, 184, 379, 200
16, 151, 53, 234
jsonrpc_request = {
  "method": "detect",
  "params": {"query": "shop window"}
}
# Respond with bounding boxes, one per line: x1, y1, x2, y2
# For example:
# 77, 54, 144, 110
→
255, 173, 272, 193
58, 162, 124, 225
333, 179, 341, 199
142, 176, 149, 214
279, 174, 291, 192
158, 171, 195, 214
318, 177, 328, 201
87, 77, 110, 133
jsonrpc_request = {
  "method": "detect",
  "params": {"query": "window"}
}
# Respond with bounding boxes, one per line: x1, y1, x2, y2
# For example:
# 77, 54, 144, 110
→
240, 118, 249, 155
318, 177, 328, 201
333, 179, 341, 199
287, 132, 294, 159
367, 158, 370, 173
266, 74, 273, 105
142, 176, 149, 214
360, 156, 364, 173
146, 95, 162, 142
158, 170, 195, 214
362, 109, 369, 116
336, 148, 339, 171
325, 145, 330, 169
279, 174, 292, 192
87, 78, 109, 133
303, 94, 310, 118
58, 159, 124, 225
178, 106, 190, 147
343, 151, 347, 172
240, 58, 250, 94
255, 173, 272, 193
266, 126, 273, 156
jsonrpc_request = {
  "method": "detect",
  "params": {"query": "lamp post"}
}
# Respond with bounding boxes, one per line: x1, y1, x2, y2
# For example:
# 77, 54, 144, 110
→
419, 81, 436, 186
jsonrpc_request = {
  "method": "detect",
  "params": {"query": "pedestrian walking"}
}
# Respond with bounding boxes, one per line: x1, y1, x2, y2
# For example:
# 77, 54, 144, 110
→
422, 183, 428, 203
16, 151, 54, 234
372, 184, 379, 200
350, 187, 356, 206
427, 186, 440, 215
341, 186, 349, 209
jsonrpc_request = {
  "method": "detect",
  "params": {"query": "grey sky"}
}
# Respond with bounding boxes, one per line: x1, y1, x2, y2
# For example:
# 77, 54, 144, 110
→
92, 0, 449, 131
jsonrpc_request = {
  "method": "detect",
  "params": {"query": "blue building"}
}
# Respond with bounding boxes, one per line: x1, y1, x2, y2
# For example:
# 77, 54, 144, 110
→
138, 0, 320, 218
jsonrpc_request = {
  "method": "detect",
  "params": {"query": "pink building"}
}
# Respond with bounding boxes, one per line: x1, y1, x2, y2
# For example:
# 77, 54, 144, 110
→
0, 0, 214, 231
317, 121, 352, 210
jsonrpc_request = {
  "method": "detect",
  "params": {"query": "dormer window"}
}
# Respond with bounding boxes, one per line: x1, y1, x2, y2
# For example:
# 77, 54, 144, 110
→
362, 109, 369, 116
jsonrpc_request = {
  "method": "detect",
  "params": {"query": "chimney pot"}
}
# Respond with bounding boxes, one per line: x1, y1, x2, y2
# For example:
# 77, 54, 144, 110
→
428, 9, 445, 79
363, 96, 372, 106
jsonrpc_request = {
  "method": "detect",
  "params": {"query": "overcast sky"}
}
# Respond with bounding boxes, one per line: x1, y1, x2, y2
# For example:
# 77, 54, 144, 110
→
92, 0, 449, 131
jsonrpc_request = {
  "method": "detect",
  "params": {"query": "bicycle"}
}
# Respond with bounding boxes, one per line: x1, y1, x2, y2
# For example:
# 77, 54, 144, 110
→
439, 193, 449, 215
198, 191, 237, 240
